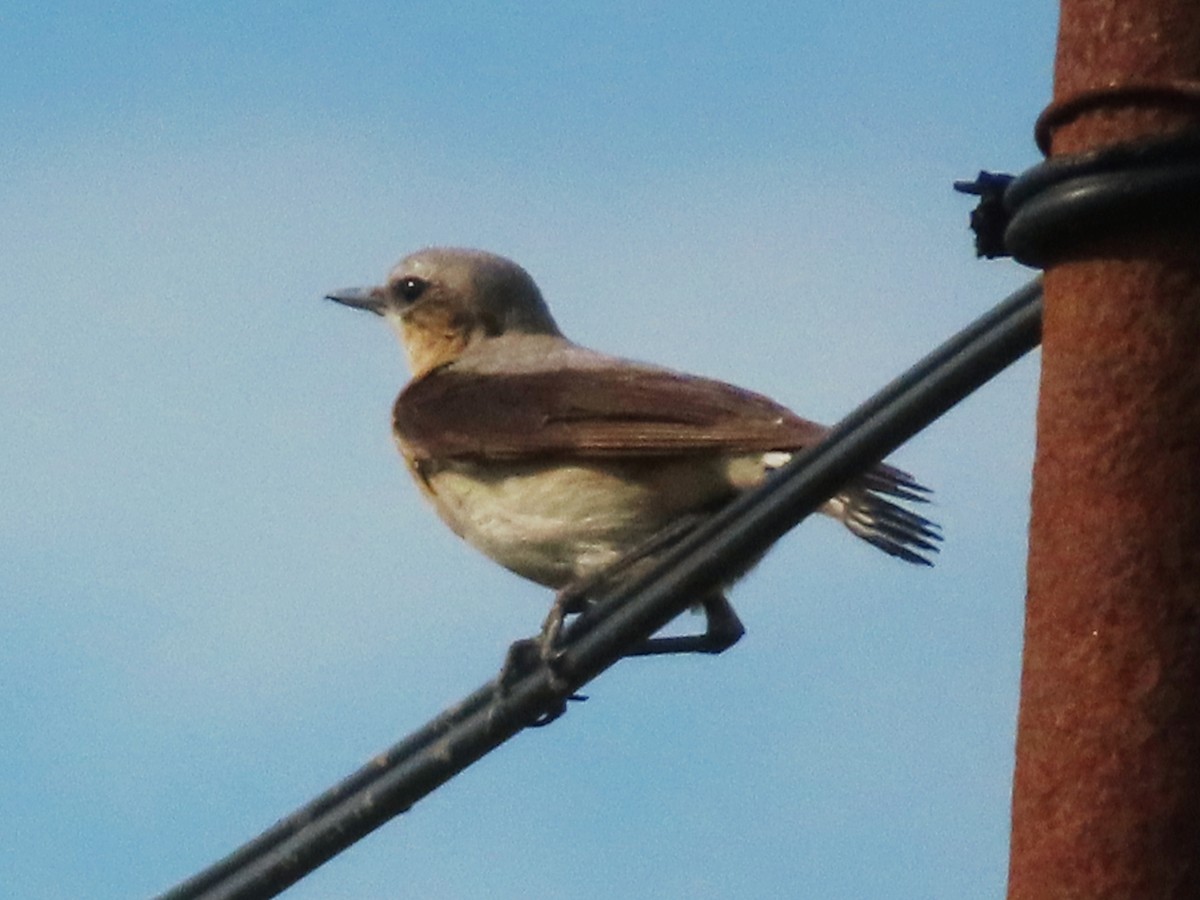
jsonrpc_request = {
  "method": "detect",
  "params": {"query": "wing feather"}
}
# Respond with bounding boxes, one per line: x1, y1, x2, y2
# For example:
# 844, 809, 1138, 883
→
393, 365, 829, 461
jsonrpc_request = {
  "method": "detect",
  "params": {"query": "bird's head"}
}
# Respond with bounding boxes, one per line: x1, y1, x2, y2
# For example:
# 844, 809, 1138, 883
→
326, 247, 563, 377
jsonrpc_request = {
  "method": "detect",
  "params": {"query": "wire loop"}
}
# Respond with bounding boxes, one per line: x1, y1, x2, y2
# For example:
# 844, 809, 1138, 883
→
1035, 80, 1200, 154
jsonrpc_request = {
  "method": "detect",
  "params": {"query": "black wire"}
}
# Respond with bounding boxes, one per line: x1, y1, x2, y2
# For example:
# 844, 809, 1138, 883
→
155, 278, 1043, 900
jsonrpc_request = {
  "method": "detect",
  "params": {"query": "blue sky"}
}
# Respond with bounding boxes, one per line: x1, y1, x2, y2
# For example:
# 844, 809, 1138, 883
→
3, 4, 1056, 898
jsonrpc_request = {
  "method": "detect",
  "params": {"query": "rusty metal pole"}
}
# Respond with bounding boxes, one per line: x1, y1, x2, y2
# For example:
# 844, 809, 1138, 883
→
1008, 2, 1200, 897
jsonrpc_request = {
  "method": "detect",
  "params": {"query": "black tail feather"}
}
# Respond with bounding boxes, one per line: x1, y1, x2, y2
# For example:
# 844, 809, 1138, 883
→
837, 472, 942, 566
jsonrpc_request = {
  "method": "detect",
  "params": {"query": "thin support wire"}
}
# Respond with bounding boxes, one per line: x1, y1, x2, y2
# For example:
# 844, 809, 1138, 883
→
157, 278, 1043, 900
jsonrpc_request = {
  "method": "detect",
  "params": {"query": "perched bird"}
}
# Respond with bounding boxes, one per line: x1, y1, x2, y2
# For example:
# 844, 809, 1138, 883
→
326, 248, 939, 654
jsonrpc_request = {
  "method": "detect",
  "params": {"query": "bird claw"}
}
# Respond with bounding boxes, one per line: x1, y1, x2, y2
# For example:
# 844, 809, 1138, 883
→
497, 630, 586, 730
498, 637, 544, 688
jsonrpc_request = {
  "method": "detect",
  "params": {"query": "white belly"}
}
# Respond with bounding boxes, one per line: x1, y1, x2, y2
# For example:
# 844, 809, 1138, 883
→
421, 457, 744, 588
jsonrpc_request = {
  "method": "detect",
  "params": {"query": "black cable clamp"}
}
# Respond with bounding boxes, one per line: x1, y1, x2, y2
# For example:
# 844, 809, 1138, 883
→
956, 82, 1200, 268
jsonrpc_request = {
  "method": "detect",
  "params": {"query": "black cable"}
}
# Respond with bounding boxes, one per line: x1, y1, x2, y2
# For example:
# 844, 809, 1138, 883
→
155, 278, 1043, 900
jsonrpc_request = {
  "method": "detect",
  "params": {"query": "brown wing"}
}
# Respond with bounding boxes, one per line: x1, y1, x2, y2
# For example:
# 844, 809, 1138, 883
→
393, 365, 830, 462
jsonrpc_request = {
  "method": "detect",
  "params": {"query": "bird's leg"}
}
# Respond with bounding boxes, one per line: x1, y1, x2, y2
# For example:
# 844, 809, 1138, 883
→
536, 513, 710, 658
496, 578, 599, 720
536, 580, 594, 660
498, 513, 731, 709
622, 593, 746, 657
504, 588, 744, 726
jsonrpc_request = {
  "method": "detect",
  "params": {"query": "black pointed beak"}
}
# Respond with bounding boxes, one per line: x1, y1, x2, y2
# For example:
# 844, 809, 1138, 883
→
324, 285, 386, 315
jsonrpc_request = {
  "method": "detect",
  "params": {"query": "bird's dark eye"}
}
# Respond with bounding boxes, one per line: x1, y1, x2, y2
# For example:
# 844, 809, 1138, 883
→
395, 276, 428, 303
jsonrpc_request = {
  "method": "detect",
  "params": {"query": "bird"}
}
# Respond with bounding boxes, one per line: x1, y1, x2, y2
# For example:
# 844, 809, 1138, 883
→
325, 247, 940, 656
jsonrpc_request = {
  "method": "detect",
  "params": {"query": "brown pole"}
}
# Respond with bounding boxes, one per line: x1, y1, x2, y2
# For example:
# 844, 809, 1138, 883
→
1008, 2, 1200, 898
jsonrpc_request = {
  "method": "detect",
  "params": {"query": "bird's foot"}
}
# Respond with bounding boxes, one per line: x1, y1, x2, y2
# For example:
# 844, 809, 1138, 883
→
623, 593, 746, 657
498, 612, 587, 729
